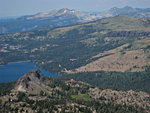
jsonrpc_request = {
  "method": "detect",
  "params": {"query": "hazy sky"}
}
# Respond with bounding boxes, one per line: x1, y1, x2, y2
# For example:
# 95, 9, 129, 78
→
0, 0, 150, 18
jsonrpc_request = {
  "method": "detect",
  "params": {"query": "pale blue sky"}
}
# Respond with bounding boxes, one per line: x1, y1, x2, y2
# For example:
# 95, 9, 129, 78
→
0, 0, 150, 18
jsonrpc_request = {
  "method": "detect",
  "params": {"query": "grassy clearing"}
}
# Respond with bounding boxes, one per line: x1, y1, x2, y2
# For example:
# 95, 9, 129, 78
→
71, 94, 93, 101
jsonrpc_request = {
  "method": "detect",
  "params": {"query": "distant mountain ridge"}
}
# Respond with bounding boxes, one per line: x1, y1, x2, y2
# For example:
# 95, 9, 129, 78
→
18, 6, 150, 20
0, 8, 97, 34
0, 6, 150, 34
99, 6, 150, 18
19, 8, 96, 22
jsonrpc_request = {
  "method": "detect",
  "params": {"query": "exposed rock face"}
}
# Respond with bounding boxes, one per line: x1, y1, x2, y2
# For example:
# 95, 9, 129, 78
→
15, 69, 44, 92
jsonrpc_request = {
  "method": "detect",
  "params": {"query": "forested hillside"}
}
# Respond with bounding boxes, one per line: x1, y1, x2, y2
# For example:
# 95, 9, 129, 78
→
64, 67, 150, 93
0, 15, 150, 74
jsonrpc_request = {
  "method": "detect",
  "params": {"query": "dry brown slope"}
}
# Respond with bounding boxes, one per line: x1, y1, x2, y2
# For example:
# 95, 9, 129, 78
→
66, 38, 150, 73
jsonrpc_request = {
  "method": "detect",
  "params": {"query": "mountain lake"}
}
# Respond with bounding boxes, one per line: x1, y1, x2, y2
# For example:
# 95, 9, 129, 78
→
0, 61, 59, 82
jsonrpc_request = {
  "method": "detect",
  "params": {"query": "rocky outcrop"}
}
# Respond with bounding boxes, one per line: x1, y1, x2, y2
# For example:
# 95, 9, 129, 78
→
15, 69, 44, 92
89, 87, 150, 109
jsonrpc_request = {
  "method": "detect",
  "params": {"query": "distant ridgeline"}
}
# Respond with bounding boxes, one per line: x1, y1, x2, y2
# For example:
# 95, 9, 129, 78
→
1, 6, 150, 34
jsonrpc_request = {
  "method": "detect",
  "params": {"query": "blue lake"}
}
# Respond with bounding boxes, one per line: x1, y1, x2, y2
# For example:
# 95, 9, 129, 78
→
0, 61, 59, 82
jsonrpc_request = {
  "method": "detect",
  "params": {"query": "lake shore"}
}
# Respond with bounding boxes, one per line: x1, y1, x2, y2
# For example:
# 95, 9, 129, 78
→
0, 60, 31, 66
0, 61, 59, 82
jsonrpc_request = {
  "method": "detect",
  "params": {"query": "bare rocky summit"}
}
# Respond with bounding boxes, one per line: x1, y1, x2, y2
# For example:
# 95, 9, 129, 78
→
15, 69, 44, 92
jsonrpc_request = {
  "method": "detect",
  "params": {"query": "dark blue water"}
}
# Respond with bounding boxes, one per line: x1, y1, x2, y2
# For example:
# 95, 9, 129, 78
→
0, 61, 59, 82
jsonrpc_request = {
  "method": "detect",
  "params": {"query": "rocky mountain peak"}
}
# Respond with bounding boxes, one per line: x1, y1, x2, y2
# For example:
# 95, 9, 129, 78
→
58, 8, 71, 13
24, 8, 78, 20
15, 69, 44, 92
